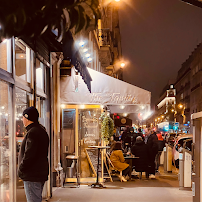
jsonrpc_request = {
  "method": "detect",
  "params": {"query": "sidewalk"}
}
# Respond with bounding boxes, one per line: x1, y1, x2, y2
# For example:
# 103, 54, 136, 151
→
48, 167, 192, 202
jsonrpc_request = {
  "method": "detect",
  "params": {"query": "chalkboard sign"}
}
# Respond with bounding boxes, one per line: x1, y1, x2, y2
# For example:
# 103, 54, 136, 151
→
63, 110, 75, 129
85, 148, 101, 176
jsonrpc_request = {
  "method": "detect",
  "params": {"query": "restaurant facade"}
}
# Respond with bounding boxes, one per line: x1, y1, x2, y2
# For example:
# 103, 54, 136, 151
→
58, 67, 151, 183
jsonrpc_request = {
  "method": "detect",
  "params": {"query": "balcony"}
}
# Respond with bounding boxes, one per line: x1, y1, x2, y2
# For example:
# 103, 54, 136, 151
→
97, 28, 111, 46
96, 28, 112, 68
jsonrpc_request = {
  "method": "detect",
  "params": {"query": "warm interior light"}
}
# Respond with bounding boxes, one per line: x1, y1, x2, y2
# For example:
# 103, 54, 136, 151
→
61, 104, 65, 108
80, 105, 85, 109
115, 0, 120, 2
123, 113, 128, 117
120, 105, 125, 109
20, 55, 24, 58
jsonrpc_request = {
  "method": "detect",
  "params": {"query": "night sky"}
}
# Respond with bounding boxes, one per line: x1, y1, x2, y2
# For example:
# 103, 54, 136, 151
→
118, 0, 202, 107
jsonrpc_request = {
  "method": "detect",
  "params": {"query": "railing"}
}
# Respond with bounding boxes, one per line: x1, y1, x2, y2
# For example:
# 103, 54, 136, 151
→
97, 28, 111, 46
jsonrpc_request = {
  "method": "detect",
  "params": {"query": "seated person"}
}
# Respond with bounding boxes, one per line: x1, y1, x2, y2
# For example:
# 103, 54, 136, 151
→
131, 136, 149, 177
110, 141, 130, 182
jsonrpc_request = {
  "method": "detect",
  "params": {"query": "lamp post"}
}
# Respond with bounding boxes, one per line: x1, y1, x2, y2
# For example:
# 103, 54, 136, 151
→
120, 62, 125, 68
178, 103, 186, 124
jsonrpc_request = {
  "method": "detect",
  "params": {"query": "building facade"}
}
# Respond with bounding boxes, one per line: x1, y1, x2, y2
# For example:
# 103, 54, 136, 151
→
0, 37, 58, 202
175, 43, 202, 131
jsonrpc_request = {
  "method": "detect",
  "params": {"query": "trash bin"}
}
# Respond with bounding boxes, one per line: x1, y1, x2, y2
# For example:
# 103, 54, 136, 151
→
66, 167, 74, 178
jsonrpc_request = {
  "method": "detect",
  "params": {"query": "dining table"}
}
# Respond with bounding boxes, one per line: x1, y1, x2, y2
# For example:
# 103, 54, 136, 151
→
124, 155, 139, 180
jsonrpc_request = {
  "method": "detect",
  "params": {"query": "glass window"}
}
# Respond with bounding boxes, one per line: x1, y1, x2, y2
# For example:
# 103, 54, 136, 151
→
36, 59, 44, 91
15, 40, 27, 81
16, 88, 33, 202
0, 80, 12, 202
0, 39, 12, 72
36, 96, 47, 126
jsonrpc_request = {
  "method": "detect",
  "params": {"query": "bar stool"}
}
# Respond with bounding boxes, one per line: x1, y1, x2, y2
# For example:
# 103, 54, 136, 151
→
64, 155, 80, 188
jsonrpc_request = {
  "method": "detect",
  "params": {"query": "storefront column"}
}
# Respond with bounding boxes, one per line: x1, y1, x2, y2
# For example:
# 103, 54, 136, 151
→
50, 52, 63, 187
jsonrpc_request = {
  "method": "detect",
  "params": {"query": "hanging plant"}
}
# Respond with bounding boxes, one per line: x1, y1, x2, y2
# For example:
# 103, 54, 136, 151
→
100, 112, 114, 142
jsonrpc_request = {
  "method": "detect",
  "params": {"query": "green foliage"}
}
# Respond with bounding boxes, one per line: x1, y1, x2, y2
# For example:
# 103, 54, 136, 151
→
100, 113, 114, 142
0, 0, 100, 42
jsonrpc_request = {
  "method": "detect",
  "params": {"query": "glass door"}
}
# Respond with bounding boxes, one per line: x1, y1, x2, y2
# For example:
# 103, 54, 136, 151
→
78, 108, 101, 179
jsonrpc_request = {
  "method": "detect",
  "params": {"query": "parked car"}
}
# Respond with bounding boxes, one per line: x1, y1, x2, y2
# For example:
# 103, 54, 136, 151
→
167, 133, 177, 146
172, 134, 193, 168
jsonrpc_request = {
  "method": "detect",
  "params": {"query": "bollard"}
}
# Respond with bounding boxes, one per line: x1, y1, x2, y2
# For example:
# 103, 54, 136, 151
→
179, 148, 192, 190
164, 144, 172, 172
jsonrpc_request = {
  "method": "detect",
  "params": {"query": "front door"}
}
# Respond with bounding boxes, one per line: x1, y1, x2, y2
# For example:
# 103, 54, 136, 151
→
78, 108, 101, 180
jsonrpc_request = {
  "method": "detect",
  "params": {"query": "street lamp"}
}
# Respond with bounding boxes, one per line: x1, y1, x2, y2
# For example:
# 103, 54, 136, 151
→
178, 103, 186, 124
120, 62, 125, 68
178, 104, 183, 109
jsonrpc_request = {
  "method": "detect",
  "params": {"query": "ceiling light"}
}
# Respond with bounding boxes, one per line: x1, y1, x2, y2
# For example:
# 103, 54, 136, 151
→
87, 58, 92, 62
79, 41, 85, 46
83, 48, 88, 53
85, 53, 90, 58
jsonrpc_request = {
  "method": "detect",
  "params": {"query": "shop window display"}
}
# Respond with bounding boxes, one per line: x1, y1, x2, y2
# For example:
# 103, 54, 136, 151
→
0, 80, 12, 202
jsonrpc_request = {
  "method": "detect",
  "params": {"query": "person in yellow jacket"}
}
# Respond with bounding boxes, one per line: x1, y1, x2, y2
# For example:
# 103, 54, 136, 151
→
110, 141, 130, 182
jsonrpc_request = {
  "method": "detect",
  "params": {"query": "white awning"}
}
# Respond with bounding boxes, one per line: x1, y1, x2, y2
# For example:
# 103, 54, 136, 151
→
60, 68, 151, 113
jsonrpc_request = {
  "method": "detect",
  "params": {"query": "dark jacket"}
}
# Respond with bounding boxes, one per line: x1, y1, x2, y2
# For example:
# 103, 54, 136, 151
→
147, 133, 158, 157
131, 141, 149, 172
158, 140, 165, 151
18, 122, 49, 182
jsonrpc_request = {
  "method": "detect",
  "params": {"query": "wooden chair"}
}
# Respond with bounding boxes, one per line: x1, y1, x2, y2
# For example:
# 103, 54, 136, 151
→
105, 152, 123, 182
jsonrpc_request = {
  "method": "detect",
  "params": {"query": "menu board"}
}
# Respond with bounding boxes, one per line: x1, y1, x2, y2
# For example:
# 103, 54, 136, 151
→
85, 148, 101, 176
63, 110, 74, 129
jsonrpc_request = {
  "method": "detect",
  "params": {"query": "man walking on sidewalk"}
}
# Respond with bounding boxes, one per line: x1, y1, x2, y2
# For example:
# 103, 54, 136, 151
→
18, 106, 49, 202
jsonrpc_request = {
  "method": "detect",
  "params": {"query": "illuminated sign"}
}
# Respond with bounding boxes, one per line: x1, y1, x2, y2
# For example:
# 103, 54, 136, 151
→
91, 93, 137, 104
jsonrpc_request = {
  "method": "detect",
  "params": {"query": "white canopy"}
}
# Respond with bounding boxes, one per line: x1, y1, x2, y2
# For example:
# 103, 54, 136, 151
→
60, 68, 151, 113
